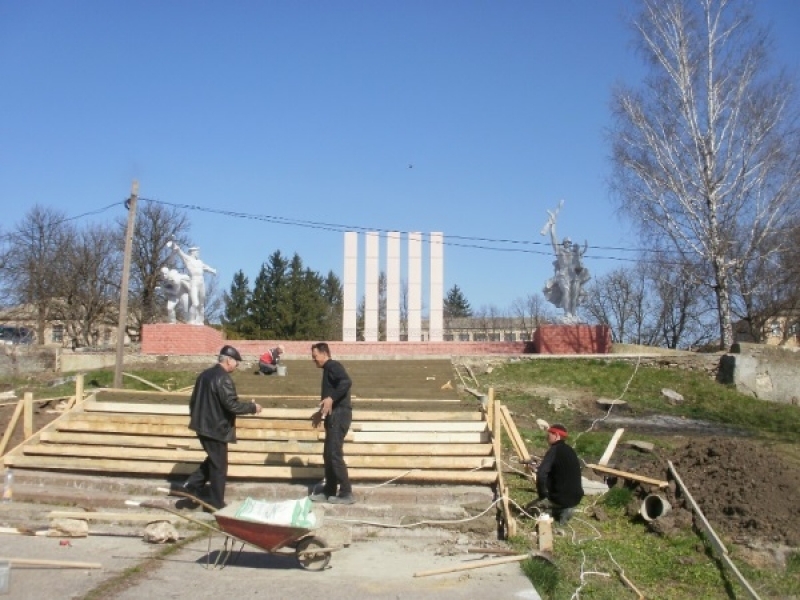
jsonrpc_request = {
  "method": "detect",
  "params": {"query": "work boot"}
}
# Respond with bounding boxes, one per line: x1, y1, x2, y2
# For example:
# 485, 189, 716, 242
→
309, 493, 329, 503
327, 494, 356, 505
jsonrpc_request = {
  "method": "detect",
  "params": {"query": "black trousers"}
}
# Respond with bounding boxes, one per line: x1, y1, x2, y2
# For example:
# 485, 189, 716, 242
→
185, 435, 228, 509
323, 407, 352, 496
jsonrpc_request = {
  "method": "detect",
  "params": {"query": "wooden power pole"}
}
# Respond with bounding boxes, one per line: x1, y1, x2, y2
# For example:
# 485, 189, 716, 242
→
114, 181, 139, 389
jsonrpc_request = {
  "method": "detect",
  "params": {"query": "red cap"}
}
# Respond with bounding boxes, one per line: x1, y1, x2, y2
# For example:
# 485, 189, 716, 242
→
547, 425, 568, 438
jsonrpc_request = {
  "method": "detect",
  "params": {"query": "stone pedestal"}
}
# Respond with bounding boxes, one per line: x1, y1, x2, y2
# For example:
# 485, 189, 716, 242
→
533, 324, 611, 354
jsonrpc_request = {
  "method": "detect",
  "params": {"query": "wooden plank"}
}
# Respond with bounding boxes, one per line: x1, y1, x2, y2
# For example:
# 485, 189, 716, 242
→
350, 431, 488, 444
96, 390, 461, 403
597, 428, 625, 466
3, 455, 498, 484
23, 444, 494, 469
68, 412, 487, 432
47, 511, 179, 524
38, 432, 493, 456
55, 420, 484, 443
587, 463, 668, 488
0, 398, 24, 456
23, 392, 33, 439
499, 405, 530, 463
83, 402, 482, 421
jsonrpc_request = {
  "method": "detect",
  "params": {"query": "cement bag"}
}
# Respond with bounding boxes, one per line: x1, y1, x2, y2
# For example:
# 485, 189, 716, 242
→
234, 497, 317, 528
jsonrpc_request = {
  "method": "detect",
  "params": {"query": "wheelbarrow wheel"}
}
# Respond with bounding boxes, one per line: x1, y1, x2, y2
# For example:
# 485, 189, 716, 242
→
295, 536, 331, 571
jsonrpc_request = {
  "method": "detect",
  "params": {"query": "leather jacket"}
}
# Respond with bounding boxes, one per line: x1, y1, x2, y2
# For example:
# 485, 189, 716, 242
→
189, 364, 257, 442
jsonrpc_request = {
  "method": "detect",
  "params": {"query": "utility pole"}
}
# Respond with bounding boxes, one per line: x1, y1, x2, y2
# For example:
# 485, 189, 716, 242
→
114, 181, 138, 389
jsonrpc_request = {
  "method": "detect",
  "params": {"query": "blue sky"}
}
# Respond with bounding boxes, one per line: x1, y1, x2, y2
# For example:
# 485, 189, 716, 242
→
1, 1, 798, 314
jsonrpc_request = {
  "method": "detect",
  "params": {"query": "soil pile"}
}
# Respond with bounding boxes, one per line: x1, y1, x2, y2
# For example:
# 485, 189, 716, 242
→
617, 437, 800, 547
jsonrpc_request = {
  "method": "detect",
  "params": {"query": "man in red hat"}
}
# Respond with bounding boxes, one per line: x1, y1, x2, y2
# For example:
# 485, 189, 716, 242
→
531, 423, 584, 524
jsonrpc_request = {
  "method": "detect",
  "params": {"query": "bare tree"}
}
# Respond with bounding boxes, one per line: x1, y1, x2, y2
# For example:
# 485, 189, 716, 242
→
610, 0, 800, 349
582, 267, 656, 345
50, 224, 121, 347
0, 206, 74, 344
510, 293, 553, 339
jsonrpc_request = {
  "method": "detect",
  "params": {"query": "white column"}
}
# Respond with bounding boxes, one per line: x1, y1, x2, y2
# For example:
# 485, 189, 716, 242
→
408, 232, 422, 341
386, 231, 401, 342
343, 232, 358, 341
364, 231, 380, 341
429, 232, 444, 341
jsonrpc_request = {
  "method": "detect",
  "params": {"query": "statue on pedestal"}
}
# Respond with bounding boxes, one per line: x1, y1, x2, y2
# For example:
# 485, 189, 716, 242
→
541, 202, 591, 323
166, 241, 217, 325
159, 267, 191, 324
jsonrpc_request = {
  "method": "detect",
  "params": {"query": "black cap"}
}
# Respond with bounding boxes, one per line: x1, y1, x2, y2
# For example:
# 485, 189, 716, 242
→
219, 345, 242, 362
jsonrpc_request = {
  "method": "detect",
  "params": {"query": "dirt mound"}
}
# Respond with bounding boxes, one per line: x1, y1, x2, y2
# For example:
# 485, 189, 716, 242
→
616, 437, 800, 547
669, 437, 800, 547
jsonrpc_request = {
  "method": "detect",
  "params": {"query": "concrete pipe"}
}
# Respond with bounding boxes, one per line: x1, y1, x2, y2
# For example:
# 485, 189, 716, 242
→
640, 494, 671, 521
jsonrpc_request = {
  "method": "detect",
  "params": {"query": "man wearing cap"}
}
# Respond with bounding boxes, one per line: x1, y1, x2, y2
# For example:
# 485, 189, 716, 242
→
181, 345, 262, 510
256, 345, 285, 375
532, 423, 584, 524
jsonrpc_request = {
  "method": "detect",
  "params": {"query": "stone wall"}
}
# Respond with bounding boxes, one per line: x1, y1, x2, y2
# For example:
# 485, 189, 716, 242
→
718, 342, 800, 405
0, 345, 57, 377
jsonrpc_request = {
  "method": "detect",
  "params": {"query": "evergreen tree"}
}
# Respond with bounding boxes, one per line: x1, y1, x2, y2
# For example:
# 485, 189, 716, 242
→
223, 270, 253, 336
444, 285, 472, 319
250, 251, 290, 337
321, 271, 343, 340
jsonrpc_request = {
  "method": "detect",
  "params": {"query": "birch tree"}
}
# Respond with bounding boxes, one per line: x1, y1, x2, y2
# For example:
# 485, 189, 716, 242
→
610, 0, 800, 348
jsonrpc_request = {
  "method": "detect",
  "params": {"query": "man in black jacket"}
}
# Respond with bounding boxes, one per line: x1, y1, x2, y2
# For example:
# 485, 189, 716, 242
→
182, 345, 262, 510
532, 423, 584, 524
309, 342, 355, 505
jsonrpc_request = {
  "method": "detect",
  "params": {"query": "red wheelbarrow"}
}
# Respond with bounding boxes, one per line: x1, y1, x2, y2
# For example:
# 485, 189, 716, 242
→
130, 491, 338, 571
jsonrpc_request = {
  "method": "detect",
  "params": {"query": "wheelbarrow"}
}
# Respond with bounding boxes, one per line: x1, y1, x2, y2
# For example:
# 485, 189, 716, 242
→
128, 490, 338, 571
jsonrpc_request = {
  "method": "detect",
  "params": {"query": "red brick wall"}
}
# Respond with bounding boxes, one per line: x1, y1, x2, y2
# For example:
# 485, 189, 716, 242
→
534, 324, 611, 354
141, 324, 532, 357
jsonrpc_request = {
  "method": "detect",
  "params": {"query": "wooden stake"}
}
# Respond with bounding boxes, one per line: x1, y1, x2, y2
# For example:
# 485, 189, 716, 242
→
0, 399, 24, 456
617, 569, 645, 599
23, 392, 33, 439
598, 428, 625, 466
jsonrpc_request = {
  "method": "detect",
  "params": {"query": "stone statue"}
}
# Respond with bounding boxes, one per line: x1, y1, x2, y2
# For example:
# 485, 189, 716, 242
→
541, 202, 590, 323
166, 241, 217, 325
159, 267, 191, 324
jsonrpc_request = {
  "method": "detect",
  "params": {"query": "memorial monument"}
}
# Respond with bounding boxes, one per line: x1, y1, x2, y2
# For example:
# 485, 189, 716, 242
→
541, 201, 590, 323
166, 241, 217, 325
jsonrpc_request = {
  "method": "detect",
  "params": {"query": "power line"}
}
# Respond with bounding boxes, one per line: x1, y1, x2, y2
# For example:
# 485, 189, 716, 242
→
139, 197, 690, 264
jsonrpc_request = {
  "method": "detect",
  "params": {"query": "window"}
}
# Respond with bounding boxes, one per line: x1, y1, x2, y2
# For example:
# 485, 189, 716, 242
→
474, 333, 487, 342
770, 321, 782, 337
443, 334, 454, 341
52, 325, 64, 344
489, 332, 501, 341
504, 332, 516, 342
458, 332, 470, 342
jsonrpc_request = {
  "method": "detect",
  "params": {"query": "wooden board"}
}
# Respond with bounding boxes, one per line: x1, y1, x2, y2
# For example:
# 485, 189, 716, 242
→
23, 444, 494, 470
65, 412, 487, 432
39, 432, 493, 456
587, 463, 668, 488
83, 401, 482, 421
3, 455, 498, 484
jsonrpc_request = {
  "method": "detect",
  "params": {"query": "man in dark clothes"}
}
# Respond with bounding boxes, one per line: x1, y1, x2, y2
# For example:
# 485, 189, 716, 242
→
181, 345, 262, 510
531, 423, 584, 524
308, 342, 355, 505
